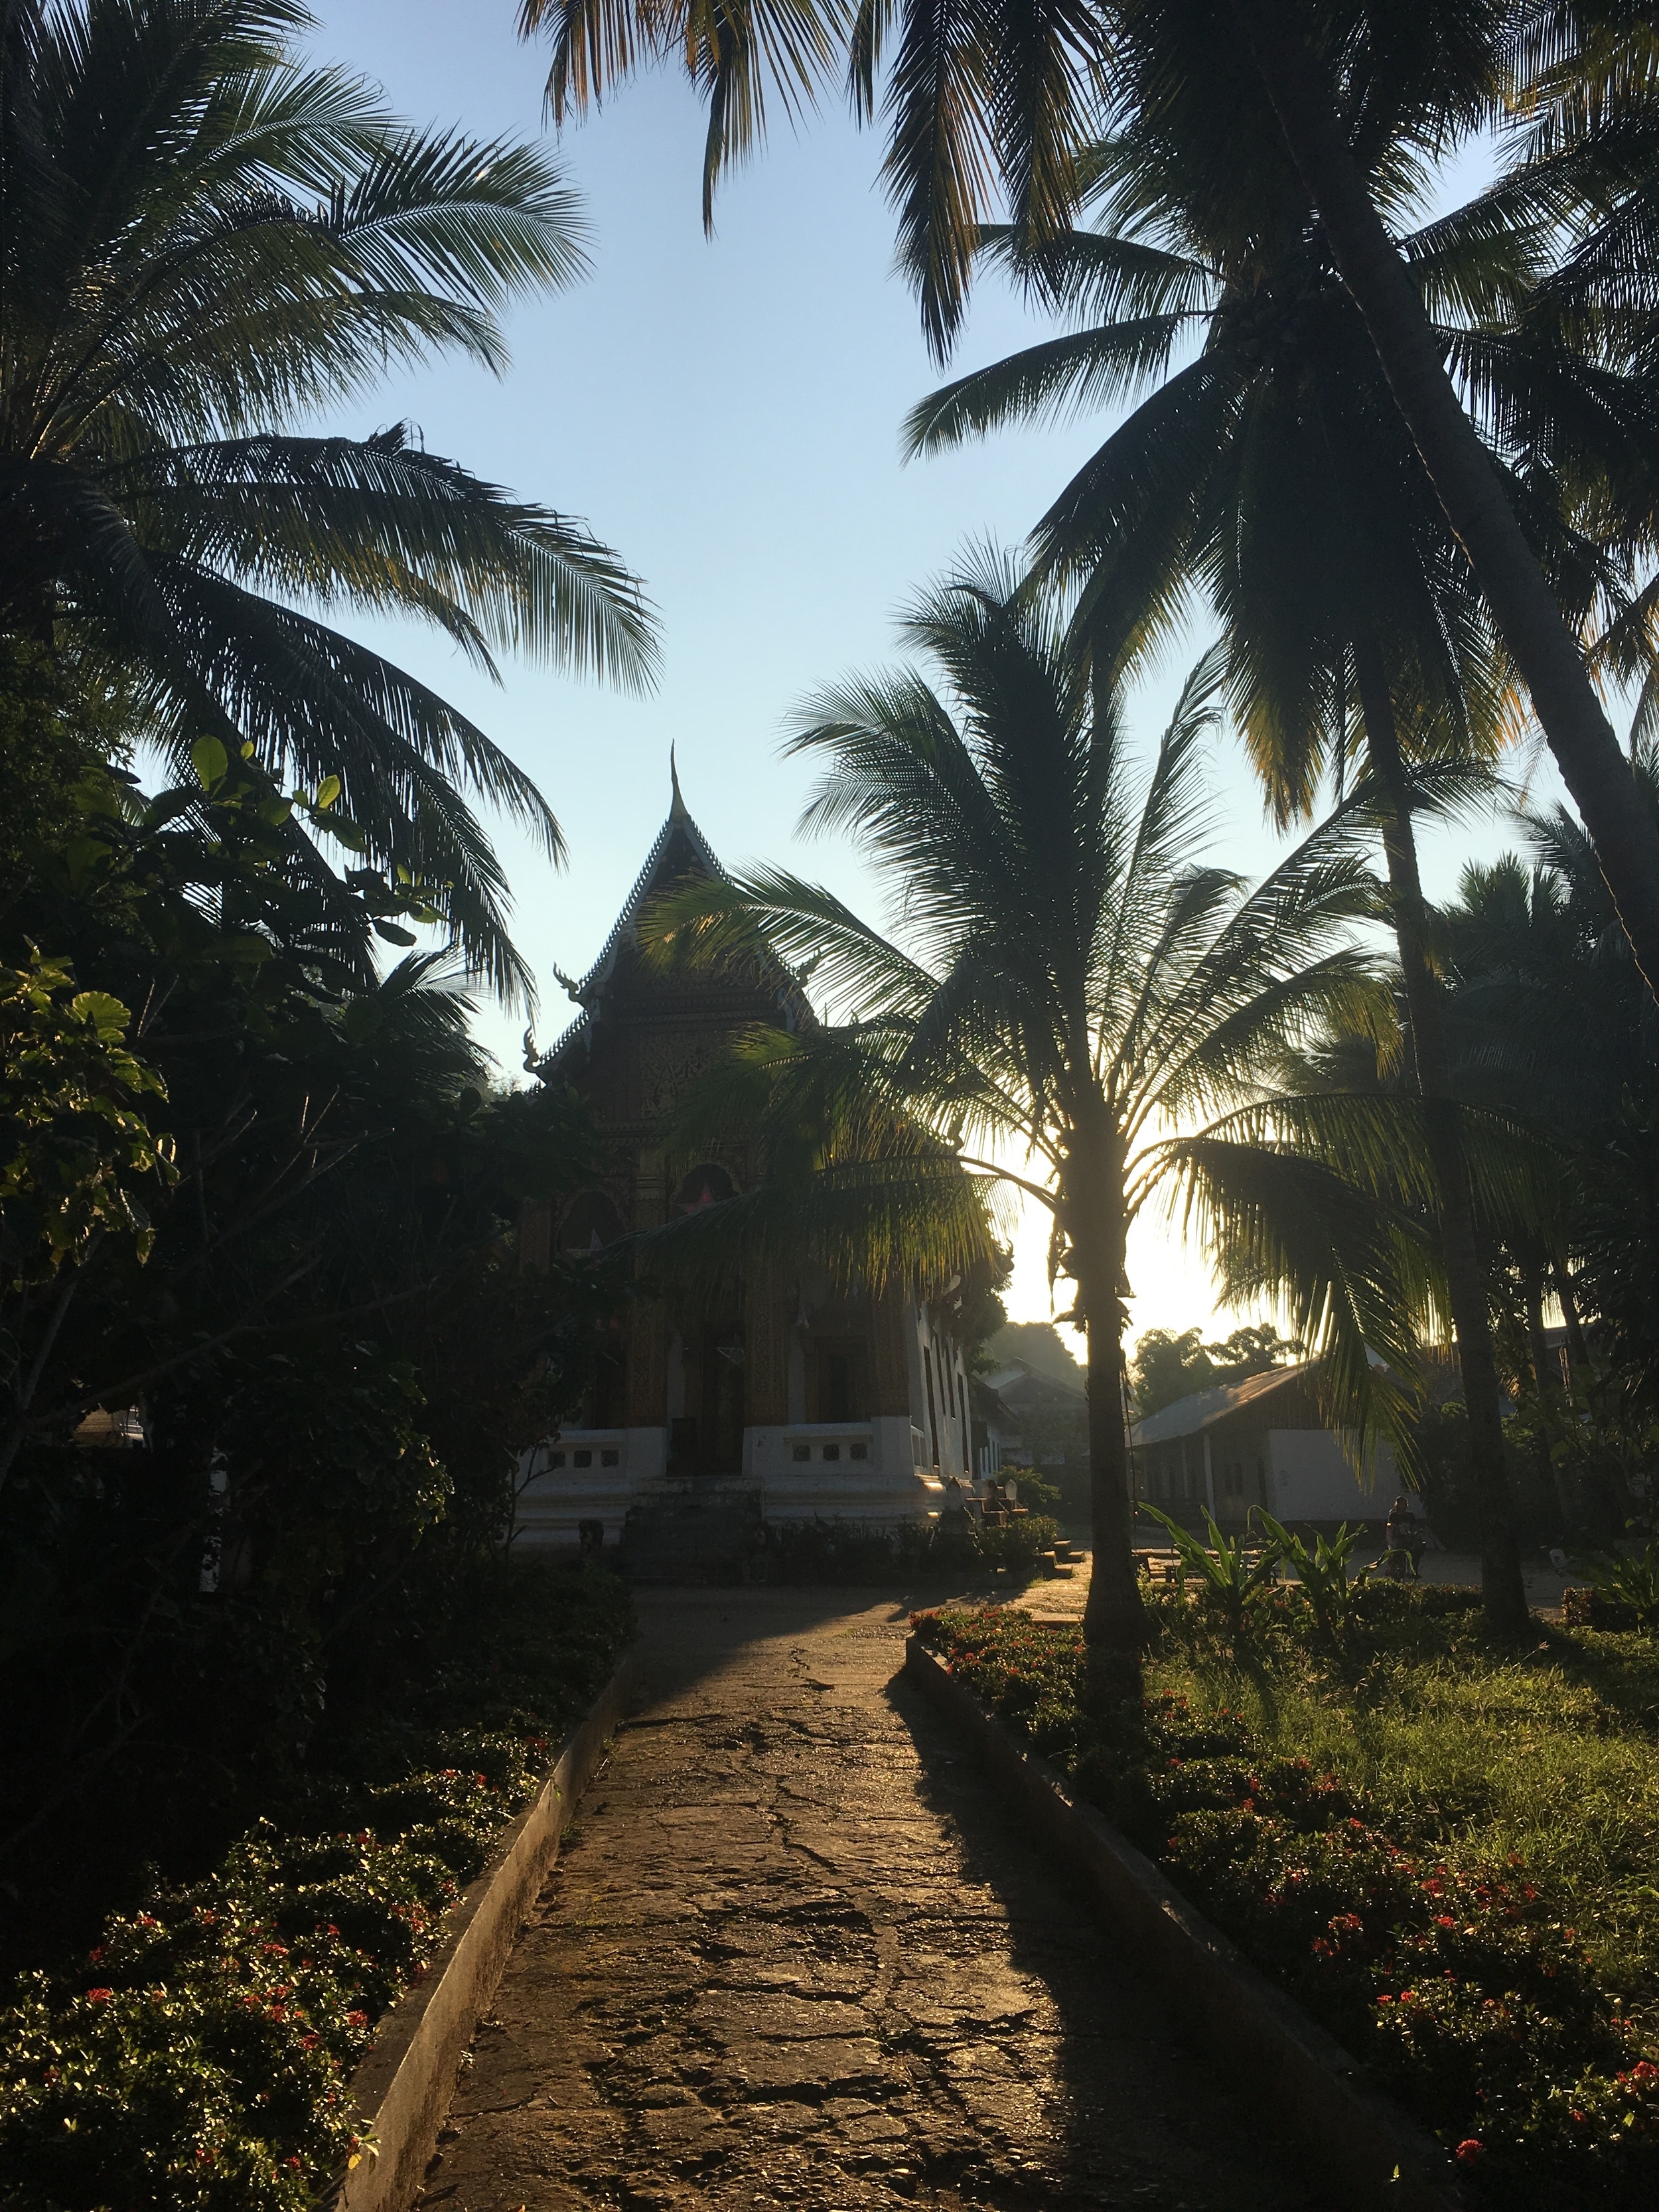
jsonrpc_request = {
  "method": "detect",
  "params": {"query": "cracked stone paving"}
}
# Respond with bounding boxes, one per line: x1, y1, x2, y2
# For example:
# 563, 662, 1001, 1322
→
415, 1589, 1319, 2211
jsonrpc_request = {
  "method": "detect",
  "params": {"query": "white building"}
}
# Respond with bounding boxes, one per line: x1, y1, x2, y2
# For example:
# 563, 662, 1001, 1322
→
1130, 1361, 1409, 1528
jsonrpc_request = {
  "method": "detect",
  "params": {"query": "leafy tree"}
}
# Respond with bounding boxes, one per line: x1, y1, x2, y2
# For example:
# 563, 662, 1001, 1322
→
985, 1318, 1084, 1386
2, 0, 657, 999
0, 709, 622, 1965
644, 553, 1467, 1651
1131, 1321, 1299, 1415
1433, 761, 1659, 1532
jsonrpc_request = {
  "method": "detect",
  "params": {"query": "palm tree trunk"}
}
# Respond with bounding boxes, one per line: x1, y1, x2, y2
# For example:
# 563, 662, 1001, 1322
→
1233, 0, 1659, 1001
1555, 1264, 1591, 1386
1522, 1262, 1556, 1409
1068, 1115, 1147, 1655
1353, 640, 1531, 1639
1081, 1305, 1147, 1654
1522, 1255, 1575, 1534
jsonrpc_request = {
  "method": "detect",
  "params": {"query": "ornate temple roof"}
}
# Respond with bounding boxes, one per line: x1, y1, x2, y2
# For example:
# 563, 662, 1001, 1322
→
534, 755, 807, 1080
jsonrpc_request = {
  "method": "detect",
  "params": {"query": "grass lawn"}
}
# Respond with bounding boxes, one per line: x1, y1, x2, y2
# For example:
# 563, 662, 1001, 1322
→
916, 1584, 1659, 2207
1149, 1610, 1659, 2051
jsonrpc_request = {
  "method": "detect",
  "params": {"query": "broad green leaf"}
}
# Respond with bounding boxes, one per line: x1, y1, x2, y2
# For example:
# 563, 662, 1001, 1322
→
69, 992, 131, 1041
191, 736, 228, 790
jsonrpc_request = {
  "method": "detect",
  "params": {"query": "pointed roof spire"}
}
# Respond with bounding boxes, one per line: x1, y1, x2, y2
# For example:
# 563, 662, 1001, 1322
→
530, 766, 818, 1079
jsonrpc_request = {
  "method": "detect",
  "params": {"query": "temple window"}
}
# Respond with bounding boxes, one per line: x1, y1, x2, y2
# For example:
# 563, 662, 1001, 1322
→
672, 1161, 736, 1213
560, 1189, 625, 1254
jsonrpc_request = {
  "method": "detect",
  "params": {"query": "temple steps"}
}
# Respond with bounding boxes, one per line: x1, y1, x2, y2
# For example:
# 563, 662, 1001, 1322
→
620, 1483, 766, 1584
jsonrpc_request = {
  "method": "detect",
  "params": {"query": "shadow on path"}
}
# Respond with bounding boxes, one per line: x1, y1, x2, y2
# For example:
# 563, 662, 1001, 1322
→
415, 1587, 1317, 2212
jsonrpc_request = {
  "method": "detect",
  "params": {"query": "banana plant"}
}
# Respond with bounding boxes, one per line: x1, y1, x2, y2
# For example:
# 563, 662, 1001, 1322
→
1141, 1502, 1283, 1656
1254, 1511, 1366, 1654
1569, 1536, 1659, 1628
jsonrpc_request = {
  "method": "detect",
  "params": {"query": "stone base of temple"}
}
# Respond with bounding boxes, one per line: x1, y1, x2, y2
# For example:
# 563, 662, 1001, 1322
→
514, 1416, 954, 1556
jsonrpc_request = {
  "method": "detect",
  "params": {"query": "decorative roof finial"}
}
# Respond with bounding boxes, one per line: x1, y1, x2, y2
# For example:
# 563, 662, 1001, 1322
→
669, 743, 688, 821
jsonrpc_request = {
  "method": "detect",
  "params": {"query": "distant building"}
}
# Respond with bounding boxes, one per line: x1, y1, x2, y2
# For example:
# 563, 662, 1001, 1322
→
974, 1355, 1087, 1479
513, 767, 976, 1550
1130, 1361, 1406, 1528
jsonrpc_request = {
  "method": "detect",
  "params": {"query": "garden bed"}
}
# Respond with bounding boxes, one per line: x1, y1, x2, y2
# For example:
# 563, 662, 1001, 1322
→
0, 1561, 632, 2212
912, 1586, 1659, 2209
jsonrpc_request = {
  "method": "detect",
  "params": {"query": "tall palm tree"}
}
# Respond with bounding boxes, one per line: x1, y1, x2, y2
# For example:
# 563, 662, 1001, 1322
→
518, 0, 1659, 995
1496, 4, 1659, 739
646, 552, 1455, 1651
902, 126, 1565, 1628
1, 0, 657, 1001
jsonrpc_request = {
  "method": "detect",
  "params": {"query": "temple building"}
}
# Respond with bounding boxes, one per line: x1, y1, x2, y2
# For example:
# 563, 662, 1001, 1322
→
514, 767, 975, 1552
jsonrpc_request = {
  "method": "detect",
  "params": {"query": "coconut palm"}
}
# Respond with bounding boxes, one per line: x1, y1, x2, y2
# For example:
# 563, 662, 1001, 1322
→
645, 552, 1472, 1651
519, 0, 1659, 993
902, 125, 1571, 1629
1497, 4, 1659, 738
1, 0, 657, 1001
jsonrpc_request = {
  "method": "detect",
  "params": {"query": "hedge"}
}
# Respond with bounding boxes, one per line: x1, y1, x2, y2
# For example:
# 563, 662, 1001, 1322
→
0, 1568, 631, 2211
913, 1602, 1659, 2207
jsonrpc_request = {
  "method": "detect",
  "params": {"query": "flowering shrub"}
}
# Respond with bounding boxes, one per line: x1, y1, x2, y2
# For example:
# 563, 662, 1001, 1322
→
0, 1743, 549, 2211
914, 1605, 1658, 2207
0, 1607, 623, 2212
1560, 1584, 1643, 1631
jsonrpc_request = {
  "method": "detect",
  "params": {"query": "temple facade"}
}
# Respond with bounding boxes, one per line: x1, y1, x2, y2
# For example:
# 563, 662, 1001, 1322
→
514, 771, 974, 1550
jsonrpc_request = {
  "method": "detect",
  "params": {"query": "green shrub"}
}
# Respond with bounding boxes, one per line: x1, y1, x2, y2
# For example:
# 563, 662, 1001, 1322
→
1569, 1538, 1659, 1629
0, 1569, 630, 2210
1141, 1503, 1282, 1655
914, 1603, 1659, 2205
1561, 1585, 1643, 1630
764, 1511, 1058, 1585
974, 1512, 1061, 1575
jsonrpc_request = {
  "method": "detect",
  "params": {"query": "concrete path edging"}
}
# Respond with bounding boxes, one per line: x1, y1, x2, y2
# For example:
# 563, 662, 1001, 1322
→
336, 1645, 636, 2212
905, 1636, 1463, 2212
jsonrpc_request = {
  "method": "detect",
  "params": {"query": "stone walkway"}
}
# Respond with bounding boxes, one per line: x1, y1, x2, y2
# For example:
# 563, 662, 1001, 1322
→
416, 1589, 1317, 2212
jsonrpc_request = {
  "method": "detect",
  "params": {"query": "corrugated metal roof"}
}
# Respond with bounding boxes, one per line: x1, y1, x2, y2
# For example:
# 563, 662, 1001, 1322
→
981, 1359, 1087, 1403
1130, 1361, 1317, 1445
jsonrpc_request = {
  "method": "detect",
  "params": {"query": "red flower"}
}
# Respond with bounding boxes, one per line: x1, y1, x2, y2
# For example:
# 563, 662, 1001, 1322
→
346, 2010, 369, 2029
1454, 2140, 1484, 2166
85, 1988, 112, 2004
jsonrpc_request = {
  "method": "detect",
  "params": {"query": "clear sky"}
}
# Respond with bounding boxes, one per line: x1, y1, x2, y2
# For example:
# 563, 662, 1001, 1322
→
305, 1, 1573, 1351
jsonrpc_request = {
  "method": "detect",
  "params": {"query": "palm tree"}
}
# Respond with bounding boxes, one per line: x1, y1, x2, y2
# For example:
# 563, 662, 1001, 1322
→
1497, 4, 1659, 738
1192, 0, 1659, 994
646, 552, 1449, 1651
902, 125, 1559, 1629
518, 0, 1659, 994
1440, 764, 1659, 1416
1, 0, 657, 1001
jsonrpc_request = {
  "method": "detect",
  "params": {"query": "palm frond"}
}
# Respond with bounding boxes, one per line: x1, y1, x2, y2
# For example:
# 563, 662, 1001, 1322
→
1157, 1134, 1434, 1480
